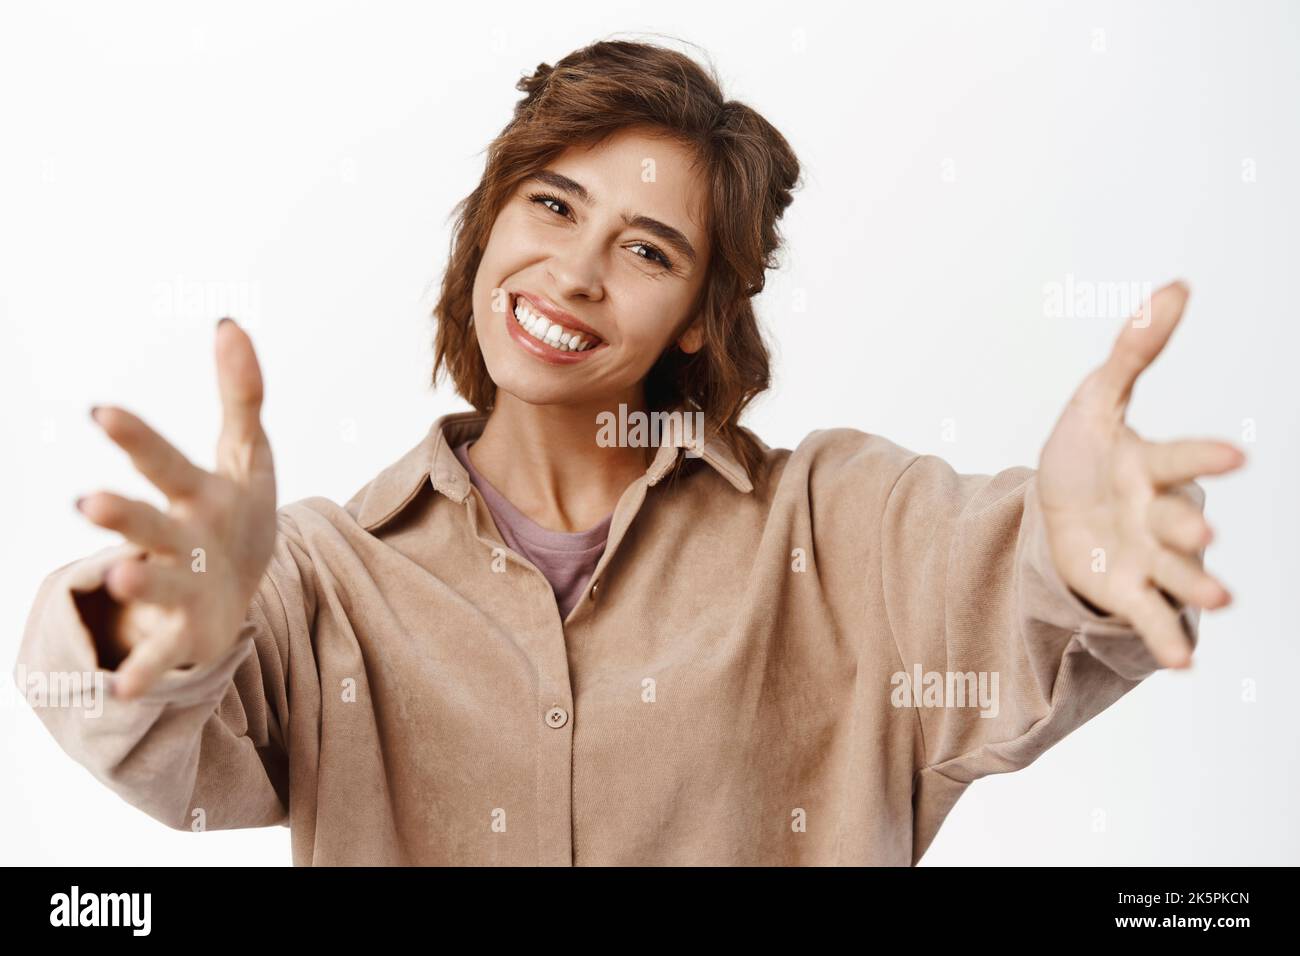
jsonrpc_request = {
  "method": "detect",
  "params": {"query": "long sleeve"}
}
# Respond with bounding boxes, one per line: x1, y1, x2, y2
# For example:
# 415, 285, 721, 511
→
879, 453, 1204, 861
12, 509, 312, 833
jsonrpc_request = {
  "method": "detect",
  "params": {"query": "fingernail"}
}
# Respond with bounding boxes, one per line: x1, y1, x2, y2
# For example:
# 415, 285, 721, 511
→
75, 495, 86, 513
217, 316, 234, 329
89, 405, 102, 425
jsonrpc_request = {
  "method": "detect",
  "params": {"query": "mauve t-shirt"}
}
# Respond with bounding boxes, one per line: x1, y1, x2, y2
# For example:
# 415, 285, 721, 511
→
452, 440, 612, 619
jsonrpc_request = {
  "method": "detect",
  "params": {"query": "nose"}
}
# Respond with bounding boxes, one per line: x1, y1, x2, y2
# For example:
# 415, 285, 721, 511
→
547, 233, 606, 303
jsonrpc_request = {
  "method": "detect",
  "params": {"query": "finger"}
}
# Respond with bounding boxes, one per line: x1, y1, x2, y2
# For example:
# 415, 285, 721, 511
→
1167, 477, 1207, 511
215, 318, 266, 478
1151, 547, 1231, 610
112, 632, 191, 700
1145, 439, 1246, 488
75, 491, 191, 555
103, 555, 198, 607
90, 405, 208, 501
1148, 491, 1214, 553
1092, 280, 1190, 410
1123, 585, 1195, 669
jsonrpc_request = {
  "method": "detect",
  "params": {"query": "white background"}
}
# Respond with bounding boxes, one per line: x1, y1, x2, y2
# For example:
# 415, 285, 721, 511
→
2, 0, 1296, 866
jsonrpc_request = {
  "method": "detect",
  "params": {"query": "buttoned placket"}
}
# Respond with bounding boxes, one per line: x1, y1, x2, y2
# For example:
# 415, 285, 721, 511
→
440, 435, 683, 865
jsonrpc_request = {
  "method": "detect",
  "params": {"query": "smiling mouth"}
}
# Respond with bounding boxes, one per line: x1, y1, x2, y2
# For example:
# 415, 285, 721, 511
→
511, 294, 604, 353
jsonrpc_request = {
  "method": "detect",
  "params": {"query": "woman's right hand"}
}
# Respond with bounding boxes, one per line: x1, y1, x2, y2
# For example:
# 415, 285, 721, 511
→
76, 317, 277, 701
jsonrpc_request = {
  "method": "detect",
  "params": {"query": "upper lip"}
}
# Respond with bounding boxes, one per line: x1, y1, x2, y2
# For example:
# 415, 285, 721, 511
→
511, 291, 605, 344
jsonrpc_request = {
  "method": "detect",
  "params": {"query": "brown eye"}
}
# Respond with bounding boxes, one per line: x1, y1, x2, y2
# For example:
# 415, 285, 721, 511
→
630, 241, 672, 269
527, 192, 571, 219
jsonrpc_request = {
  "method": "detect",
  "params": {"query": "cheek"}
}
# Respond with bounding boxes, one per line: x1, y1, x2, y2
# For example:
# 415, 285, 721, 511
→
474, 292, 510, 362
484, 206, 540, 256
614, 303, 686, 367
473, 213, 522, 288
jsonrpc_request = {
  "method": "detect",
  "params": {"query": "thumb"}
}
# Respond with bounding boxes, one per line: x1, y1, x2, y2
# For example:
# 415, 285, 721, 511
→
1093, 280, 1189, 411
215, 317, 265, 470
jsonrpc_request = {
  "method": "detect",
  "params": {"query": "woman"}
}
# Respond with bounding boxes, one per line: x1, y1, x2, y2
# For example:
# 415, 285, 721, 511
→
16, 40, 1244, 865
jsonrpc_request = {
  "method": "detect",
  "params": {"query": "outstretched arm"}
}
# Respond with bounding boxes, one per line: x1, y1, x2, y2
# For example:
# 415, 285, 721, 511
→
1036, 281, 1245, 668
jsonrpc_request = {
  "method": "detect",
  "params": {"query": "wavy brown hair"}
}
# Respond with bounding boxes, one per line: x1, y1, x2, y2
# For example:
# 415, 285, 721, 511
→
431, 37, 802, 482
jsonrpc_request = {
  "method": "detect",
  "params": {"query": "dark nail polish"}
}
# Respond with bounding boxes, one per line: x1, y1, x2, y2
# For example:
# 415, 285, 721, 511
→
89, 405, 102, 424
75, 495, 86, 513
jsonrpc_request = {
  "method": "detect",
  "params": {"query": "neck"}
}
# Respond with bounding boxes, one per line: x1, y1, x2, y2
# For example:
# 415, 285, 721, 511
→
467, 390, 654, 533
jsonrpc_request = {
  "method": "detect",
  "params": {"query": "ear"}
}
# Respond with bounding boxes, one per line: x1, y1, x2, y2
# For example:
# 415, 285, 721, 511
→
677, 320, 704, 355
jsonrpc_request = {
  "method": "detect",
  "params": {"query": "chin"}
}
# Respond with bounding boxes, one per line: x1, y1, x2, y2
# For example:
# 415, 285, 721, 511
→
484, 361, 589, 408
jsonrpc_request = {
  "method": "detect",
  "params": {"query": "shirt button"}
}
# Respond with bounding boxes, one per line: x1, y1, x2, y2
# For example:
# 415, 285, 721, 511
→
545, 706, 569, 729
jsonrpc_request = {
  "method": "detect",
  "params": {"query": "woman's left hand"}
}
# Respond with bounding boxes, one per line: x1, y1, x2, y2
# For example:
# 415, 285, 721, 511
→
1036, 280, 1246, 669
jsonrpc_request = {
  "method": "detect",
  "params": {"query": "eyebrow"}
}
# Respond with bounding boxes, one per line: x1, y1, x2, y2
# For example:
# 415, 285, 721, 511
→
522, 169, 699, 268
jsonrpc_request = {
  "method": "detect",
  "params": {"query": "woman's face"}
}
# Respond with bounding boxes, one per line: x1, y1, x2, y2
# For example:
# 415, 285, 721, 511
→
471, 126, 712, 410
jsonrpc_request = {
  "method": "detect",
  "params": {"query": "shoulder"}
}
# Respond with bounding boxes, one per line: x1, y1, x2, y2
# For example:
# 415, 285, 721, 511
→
269, 496, 360, 551
748, 426, 925, 503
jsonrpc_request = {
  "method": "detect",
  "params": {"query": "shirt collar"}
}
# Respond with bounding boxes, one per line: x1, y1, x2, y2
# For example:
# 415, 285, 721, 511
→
347, 407, 754, 533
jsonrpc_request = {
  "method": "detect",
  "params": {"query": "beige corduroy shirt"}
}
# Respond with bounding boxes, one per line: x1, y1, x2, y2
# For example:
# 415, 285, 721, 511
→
15, 410, 1201, 865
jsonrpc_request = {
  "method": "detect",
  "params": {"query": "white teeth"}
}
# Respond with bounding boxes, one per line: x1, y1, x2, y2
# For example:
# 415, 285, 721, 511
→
512, 297, 600, 352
